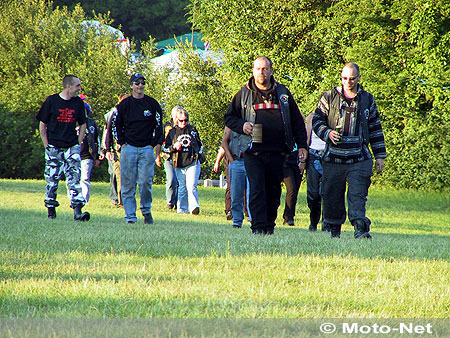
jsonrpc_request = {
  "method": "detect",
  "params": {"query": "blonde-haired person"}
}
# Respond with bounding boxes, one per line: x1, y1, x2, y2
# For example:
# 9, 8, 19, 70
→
163, 106, 203, 214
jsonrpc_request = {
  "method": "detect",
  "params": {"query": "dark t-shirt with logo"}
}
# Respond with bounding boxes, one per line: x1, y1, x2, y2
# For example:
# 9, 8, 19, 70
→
114, 95, 163, 147
36, 94, 87, 148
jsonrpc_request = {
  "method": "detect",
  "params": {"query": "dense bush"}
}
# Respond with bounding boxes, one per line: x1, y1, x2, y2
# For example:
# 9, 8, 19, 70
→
189, 0, 450, 189
0, 0, 132, 180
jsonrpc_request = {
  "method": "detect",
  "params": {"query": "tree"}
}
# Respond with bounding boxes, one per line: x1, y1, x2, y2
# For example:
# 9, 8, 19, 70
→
189, 0, 450, 189
139, 40, 230, 179
0, 0, 132, 179
52, 0, 191, 43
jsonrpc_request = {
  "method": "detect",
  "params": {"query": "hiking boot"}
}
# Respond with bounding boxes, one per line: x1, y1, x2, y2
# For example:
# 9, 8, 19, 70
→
47, 207, 56, 219
330, 224, 341, 238
74, 205, 90, 222
283, 218, 295, 226
322, 222, 331, 232
353, 220, 372, 239
191, 207, 200, 215
308, 224, 317, 231
144, 213, 154, 224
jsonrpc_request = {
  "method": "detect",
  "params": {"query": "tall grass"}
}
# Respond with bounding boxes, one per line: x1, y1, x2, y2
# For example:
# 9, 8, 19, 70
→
0, 179, 449, 318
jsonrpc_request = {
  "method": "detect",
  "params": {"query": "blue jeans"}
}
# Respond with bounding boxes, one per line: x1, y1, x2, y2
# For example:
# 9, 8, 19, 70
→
175, 161, 200, 213
120, 145, 155, 223
164, 159, 178, 206
80, 158, 94, 202
108, 159, 118, 203
229, 158, 250, 226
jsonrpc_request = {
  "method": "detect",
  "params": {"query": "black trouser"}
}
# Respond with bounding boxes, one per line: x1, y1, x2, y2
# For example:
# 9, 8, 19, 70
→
322, 159, 373, 225
306, 156, 323, 227
282, 164, 303, 221
244, 152, 284, 232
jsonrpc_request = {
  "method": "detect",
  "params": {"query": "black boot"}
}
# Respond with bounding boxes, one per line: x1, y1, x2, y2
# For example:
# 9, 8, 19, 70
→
308, 224, 317, 231
74, 205, 90, 222
308, 201, 321, 232
353, 220, 372, 239
47, 207, 56, 219
330, 224, 341, 238
321, 222, 331, 232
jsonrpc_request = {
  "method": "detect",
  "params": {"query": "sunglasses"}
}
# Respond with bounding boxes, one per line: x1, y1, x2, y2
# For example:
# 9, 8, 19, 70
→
134, 80, 146, 85
178, 119, 187, 123
341, 76, 358, 81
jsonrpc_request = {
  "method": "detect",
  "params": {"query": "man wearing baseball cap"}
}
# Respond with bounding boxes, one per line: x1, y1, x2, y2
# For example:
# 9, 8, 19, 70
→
113, 73, 164, 224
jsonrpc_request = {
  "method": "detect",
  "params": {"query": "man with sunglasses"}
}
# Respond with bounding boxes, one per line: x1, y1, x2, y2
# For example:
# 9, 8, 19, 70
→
312, 62, 386, 239
113, 73, 163, 224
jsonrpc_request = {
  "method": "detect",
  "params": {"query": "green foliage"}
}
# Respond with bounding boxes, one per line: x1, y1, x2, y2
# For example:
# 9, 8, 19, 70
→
189, 0, 450, 189
0, 0, 131, 179
139, 41, 231, 178
52, 0, 191, 42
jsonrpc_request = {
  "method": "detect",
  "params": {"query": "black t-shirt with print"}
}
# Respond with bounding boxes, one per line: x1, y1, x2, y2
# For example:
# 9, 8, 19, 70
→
36, 94, 87, 148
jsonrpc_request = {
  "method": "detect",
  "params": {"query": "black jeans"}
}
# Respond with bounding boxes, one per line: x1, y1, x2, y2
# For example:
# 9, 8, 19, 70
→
282, 164, 303, 221
306, 156, 323, 227
244, 152, 284, 232
322, 159, 373, 225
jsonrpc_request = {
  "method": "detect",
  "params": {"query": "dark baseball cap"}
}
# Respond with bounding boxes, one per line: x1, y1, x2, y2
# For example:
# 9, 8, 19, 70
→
130, 73, 145, 83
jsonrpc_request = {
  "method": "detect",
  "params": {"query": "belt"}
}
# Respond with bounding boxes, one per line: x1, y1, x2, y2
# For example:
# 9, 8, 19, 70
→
309, 149, 324, 157
232, 152, 245, 160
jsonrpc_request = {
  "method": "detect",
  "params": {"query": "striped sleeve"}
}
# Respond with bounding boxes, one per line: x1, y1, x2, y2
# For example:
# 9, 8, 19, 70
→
312, 91, 332, 143
368, 97, 387, 159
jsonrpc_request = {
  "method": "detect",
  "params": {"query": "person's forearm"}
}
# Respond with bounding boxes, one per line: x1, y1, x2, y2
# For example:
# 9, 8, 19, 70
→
39, 122, 49, 147
78, 124, 87, 144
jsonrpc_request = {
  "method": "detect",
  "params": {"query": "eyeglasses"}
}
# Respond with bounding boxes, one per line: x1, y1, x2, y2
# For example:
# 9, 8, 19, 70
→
178, 119, 187, 123
134, 80, 146, 86
341, 76, 358, 81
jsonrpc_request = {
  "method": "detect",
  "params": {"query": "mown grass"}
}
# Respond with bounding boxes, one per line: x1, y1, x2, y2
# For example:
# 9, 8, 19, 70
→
0, 179, 449, 318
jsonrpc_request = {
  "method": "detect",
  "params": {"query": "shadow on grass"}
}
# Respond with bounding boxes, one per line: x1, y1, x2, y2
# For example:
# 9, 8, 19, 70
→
1, 206, 449, 262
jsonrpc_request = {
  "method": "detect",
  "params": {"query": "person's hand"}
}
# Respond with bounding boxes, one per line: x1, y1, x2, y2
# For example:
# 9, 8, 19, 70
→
298, 160, 307, 174
329, 130, 341, 145
174, 141, 182, 151
94, 159, 101, 167
106, 151, 114, 162
155, 155, 162, 167
375, 158, 384, 174
213, 161, 220, 173
298, 148, 308, 162
243, 122, 253, 135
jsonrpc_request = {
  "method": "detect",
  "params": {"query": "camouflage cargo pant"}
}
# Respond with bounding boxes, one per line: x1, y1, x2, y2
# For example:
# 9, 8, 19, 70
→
44, 144, 85, 209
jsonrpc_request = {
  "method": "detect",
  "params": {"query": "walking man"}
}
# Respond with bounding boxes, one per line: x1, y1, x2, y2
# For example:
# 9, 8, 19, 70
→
36, 74, 90, 221
225, 56, 308, 235
312, 62, 387, 238
113, 73, 163, 224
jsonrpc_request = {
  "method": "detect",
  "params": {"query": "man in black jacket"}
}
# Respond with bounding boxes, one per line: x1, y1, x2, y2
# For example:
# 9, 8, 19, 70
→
113, 73, 163, 224
224, 56, 308, 235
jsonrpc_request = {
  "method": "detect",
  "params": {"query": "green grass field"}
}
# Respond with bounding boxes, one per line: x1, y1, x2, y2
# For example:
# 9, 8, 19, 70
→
0, 179, 449, 319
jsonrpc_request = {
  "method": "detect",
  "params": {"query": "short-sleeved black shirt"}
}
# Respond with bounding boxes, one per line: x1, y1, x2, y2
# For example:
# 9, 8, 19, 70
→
36, 94, 87, 148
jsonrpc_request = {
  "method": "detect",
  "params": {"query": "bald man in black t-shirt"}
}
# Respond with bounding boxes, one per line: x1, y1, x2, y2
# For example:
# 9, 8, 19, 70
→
36, 74, 90, 221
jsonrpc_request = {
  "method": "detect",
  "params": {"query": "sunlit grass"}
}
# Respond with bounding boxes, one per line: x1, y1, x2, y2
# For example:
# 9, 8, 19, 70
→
0, 179, 449, 318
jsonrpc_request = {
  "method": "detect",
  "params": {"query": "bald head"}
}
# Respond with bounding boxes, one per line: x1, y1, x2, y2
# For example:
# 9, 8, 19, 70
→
343, 62, 360, 76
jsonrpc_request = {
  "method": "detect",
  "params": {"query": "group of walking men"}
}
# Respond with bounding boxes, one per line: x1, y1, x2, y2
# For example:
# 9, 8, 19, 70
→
37, 57, 386, 239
